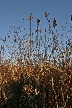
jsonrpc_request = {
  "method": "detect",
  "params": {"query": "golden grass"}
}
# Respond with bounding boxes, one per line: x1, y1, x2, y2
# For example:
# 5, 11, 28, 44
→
0, 12, 72, 107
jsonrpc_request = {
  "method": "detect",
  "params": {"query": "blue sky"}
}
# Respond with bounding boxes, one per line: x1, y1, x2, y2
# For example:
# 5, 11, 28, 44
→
0, 0, 72, 61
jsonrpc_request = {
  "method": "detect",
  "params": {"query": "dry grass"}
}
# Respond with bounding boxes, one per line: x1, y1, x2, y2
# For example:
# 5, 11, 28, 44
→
0, 12, 72, 108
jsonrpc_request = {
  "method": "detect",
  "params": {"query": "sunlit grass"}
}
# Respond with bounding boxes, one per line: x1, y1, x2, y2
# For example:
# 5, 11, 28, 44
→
0, 12, 72, 108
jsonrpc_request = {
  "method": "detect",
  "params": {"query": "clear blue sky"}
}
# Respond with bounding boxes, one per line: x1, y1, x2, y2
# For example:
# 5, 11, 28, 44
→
0, 0, 72, 61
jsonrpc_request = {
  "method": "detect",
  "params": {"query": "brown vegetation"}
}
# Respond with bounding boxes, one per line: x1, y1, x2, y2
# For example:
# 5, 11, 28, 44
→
0, 12, 72, 108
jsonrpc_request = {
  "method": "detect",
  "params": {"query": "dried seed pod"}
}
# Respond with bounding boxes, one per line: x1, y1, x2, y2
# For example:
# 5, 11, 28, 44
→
45, 11, 49, 17
14, 39, 16, 42
23, 18, 24, 20
8, 34, 10, 38
37, 19, 40, 23
28, 13, 33, 20
52, 31, 54, 34
53, 18, 57, 28
5, 37, 6, 41
35, 29, 39, 33
48, 20, 50, 22
45, 29, 46, 32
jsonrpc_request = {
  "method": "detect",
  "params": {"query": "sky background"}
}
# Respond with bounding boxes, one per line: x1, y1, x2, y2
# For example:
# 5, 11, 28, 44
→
0, 0, 72, 61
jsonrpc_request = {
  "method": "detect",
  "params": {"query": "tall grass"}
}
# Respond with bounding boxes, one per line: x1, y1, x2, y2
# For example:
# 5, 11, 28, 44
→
0, 12, 72, 108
